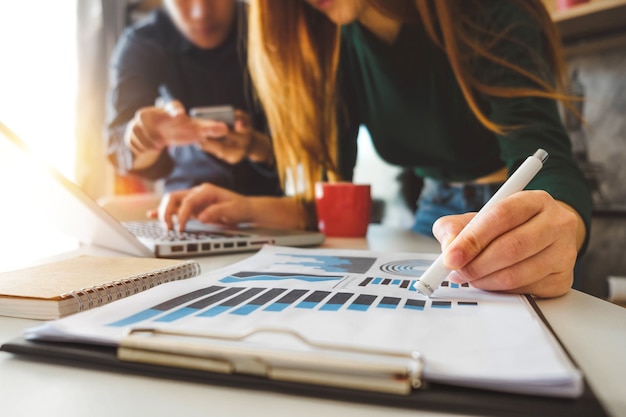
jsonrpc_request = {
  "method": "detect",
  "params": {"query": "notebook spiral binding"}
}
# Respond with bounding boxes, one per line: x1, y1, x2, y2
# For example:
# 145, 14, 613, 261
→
64, 261, 201, 312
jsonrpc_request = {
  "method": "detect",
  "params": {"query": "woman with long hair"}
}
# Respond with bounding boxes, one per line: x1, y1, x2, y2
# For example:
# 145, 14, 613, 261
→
160, 0, 591, 298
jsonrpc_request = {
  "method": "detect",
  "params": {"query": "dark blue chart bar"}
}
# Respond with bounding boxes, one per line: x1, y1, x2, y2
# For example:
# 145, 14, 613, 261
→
319, 292, 353, 311
230, 288, 288, 315
358, 277, 373, 287
431, 301, 452, 309
404, 299, 426, 311
108, 286, 226, 327
199, 287, 267, 317
296, 291, 331, 309
377, 296, 401, 309
264, 289, 309, 312
155, 287, 246, 322
347, 294, 377, 311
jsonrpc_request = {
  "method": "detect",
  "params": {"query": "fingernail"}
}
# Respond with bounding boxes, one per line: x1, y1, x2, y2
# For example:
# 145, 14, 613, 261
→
440, 232, 454, 250
447, 271, 463, 283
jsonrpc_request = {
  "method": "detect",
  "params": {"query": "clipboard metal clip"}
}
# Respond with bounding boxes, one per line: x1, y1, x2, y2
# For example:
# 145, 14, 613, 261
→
118, 326, 424, 395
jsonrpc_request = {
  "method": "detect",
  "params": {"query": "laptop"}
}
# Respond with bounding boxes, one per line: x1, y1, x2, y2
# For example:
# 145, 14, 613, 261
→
0, 121, 325, 258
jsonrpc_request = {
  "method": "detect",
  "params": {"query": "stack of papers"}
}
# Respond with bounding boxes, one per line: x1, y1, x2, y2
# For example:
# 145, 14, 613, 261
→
26, 246, 582, 397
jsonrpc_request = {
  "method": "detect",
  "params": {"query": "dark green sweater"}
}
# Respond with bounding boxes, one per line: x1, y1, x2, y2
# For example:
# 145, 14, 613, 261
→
337, 0, 591, 250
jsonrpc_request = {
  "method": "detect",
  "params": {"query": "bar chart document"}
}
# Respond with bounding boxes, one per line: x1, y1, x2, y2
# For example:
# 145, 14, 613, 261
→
25, 246, 582, 397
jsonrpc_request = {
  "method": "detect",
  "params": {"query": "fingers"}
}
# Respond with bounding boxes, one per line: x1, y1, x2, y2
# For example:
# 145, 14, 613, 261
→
196, 196, 251, 226
158, 184, 251, 232
437, 190, 579, 298
234, 109, 252, 130
158, 192, 184, 231
126, 107, 173, 153
127, 122, 159, 154
454, 242, 575, 298
161, 116, 208, 146
174, 185, 219, 232
168, 184, 243, 231
198, 120, 229, 138
432, 212, 475, 250
442, 191, 549, 270
449, 209, 556, 280
164, 100, 185, 116
197, 127, 249, 164
126, 114, 163, 154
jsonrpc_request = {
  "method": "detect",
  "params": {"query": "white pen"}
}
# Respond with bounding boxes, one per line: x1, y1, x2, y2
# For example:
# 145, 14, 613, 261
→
414, 149, 549, 297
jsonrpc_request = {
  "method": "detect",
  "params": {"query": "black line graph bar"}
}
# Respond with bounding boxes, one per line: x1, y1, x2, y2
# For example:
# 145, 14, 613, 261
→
155, 287, 247, 322
431, 300, 452, 309
263, 289, 309, 312
230, 288, 288, 315
404, 299, 426, 311
320, 292, 354, 311
296, 291, 332, 309
348, 294, 377, 311
358, 277, 373, 287
377, 296, 401, 309
108, 286, 226, 327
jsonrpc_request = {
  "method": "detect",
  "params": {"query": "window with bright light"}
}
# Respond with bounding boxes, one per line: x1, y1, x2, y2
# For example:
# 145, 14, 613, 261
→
0, 1, 79, 269
0, 1, 78, 180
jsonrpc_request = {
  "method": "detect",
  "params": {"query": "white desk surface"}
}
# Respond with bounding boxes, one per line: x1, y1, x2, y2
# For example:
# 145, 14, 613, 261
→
1, 225, 625, 417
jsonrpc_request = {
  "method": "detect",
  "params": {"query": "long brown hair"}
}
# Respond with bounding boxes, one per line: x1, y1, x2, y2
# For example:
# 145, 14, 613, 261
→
248, 0, 571, 199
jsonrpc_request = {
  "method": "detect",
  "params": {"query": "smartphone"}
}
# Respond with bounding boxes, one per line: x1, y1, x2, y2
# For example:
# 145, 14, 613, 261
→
189, 105, 236, 126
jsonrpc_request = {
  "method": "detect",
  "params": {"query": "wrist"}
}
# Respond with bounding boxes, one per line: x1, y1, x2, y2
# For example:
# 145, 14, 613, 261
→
249, 197, 307, 230
555, 201, 587, 252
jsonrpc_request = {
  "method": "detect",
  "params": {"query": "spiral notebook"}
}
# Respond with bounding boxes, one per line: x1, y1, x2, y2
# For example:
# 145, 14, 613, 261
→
0, 256, 201, 320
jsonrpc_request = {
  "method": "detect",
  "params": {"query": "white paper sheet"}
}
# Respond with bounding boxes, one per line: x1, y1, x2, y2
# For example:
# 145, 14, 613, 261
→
26, 245, 582, 397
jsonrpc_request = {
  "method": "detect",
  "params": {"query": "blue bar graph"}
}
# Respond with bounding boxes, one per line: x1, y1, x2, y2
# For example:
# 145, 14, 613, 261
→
360, 277, 417, 292
156, 287, 246, 322
431, 301, 452, 309
108, 286, 226, 327
198, 288, 266, 317
377, 296, 401, 309
404, 299, 426, 311
319, 292, 353, 311
230, 288, 288, 316
264, 289, 308, 312
348, 294, 377, 311
296, 291, 331, 309
107, 279, 478, 329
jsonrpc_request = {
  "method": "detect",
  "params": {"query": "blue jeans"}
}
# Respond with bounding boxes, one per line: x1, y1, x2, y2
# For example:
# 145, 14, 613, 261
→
412, 178, 503, 237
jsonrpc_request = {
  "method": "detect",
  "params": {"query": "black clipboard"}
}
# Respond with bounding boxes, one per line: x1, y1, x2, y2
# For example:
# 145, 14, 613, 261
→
0, 335, 609, 417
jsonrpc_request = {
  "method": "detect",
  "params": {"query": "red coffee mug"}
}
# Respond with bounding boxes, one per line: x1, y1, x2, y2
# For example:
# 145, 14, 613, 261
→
556, 0, 590, 11
314, 182, 371, 237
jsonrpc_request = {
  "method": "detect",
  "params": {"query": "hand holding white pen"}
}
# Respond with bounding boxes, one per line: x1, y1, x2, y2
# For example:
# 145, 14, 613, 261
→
414, 149, 549, 297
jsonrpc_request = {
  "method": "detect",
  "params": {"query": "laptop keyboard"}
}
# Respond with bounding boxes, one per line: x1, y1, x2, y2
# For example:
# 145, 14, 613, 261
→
124, 221, 235, 242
